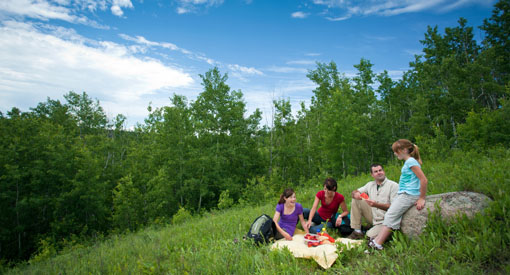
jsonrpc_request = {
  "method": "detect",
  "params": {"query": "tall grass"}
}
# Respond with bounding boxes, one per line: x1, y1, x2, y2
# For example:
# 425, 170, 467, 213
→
6, 149, 510, 274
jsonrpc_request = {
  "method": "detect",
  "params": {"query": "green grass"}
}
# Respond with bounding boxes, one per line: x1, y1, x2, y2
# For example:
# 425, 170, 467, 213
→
6, 148, 510, 274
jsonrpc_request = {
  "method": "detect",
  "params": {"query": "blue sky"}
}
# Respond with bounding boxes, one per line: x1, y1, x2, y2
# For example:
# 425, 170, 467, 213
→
0, 0, 496, 128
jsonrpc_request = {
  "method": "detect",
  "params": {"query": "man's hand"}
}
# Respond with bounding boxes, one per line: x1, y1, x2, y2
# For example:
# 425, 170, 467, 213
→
365, 198, 376, 207
415, 198, 426, 210
352, 190, 362, 200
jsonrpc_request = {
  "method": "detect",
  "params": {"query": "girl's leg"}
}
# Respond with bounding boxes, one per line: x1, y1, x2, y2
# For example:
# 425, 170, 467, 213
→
374, 193, 418, 245
374, 225, 392, 244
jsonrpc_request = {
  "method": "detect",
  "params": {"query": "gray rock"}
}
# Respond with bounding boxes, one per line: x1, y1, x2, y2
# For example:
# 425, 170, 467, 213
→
400, 191, 492, 238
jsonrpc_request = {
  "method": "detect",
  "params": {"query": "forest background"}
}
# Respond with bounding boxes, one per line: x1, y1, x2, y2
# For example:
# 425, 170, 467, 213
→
1, 0, 509, 265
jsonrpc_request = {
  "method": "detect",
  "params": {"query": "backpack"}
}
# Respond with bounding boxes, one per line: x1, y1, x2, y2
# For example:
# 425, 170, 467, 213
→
245, 214, 276, 245
338, 214, 354, 236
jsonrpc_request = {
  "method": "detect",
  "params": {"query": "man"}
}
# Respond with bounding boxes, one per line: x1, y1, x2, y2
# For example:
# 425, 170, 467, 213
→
348, 164, 399, 240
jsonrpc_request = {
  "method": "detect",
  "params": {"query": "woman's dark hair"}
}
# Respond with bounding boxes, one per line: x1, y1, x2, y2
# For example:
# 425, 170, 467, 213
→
278, 188, 295, 204
324, 178, 337, 191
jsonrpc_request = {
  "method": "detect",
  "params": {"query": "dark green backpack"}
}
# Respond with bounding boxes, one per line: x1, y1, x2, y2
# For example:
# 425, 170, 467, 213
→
245, 214, 276, 245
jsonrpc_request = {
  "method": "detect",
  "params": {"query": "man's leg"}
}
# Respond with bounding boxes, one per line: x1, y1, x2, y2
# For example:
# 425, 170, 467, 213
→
348, 199, 373, 239
350, 199, 373, 231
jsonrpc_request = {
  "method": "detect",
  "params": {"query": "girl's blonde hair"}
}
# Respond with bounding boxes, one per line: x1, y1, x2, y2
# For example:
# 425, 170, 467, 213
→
392, 139, 422, 164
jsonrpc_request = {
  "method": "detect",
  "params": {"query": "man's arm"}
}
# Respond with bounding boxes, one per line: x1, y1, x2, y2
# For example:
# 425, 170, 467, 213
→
365, 200, 390, 211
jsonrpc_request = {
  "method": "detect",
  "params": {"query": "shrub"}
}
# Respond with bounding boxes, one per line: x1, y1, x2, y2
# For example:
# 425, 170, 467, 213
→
172, 207, 192, 225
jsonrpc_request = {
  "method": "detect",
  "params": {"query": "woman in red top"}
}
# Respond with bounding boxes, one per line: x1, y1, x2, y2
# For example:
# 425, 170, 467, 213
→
304, 178, 349, 231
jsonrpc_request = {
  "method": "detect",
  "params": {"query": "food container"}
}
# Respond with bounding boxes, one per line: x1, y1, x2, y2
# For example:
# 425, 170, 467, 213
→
303, 233, 320, 245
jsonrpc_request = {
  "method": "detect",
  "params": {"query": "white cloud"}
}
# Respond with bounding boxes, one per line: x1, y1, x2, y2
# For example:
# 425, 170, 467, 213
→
241, 78, 317, 126
266, 66, 308, 74
313, 0, 493, 20
174, 0, 225, 14
228, 64, 263, 76
176, 7, 190, 14
0, 0, 133, 24
0, 20, 193, 126
404, 49, 422, 56
363, 34, 396, 41
111, 5, 124, 16
227, 64, 263, 81
385, 70, 405, 80
0, 0, 77, 21
291, 11, 309, 18
286, 60, 316, 65
119, 33, 219, 66
119, 34, 263, 81
119, 34, 180, 51
326, 15, 351, 21
110, 0, 133, 17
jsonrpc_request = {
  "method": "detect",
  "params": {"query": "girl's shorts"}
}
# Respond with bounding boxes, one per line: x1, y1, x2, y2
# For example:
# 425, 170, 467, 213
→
382, 193, 419, 229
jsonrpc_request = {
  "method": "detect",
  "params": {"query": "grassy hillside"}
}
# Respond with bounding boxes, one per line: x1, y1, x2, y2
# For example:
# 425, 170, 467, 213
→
6, 149, 510, 274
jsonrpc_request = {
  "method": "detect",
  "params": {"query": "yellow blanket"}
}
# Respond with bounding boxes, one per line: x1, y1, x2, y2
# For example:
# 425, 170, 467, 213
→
270, 232, 363, 269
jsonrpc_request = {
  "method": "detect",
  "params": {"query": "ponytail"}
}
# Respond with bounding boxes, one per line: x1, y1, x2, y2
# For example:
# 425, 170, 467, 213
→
411, 144, 422, 165
392, 139, 422, 165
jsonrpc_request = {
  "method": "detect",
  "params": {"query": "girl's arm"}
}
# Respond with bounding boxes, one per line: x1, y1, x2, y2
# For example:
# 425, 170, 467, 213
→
306, 196, 320, 229
273, 211, 292, 240
299, 214, 309, 234
335, 201, 349, 227
411, 165, 428, 210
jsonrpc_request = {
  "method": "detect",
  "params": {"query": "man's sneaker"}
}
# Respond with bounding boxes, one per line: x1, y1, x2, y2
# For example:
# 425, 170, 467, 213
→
347, 231, 365, 240
368, 239, 384, 250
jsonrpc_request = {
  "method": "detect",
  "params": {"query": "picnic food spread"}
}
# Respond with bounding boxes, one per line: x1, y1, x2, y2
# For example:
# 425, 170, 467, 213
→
304, 232, 335, 247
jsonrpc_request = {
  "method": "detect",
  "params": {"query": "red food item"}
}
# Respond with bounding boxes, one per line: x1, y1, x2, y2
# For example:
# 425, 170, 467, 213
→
304, 234, 317, 240
321, 232, 335, 243
360, 193, 370, 200
308, 241, 321, 247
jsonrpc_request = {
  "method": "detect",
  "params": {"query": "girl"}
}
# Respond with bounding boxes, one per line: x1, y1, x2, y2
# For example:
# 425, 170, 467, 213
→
369, 139, 428, 250
273, 188, 309, 240
304, 178, 349, 232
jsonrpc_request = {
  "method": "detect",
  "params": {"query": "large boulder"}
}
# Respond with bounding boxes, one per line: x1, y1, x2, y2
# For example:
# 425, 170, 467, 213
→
400, 191, 492, 238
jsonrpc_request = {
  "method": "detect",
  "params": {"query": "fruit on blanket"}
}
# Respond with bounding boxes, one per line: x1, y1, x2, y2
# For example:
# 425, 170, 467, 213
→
360, 193, 369, 200
308, 241, 321, 247
304, 234, 318, 240
320, 232, 335, 243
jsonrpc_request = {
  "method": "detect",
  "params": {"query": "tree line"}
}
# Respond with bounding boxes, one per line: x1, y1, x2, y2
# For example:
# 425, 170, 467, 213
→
1, 0, 509, 263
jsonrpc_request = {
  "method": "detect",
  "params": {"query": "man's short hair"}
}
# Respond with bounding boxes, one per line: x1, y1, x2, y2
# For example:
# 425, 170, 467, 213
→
370, 164, 383, 173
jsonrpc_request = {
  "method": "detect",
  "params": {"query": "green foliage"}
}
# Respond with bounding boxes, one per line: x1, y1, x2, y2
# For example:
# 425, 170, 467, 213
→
458, 99, 510, 150
172, 207, 193, 225
217, 190, 234, 210
112, 175, 144, 231
7, 149, 510, 274
29, 239, 57, 264
2, 1, 510, 265
238, 176, 274, 206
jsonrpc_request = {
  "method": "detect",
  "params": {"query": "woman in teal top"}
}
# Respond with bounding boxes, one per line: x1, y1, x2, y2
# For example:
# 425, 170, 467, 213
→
369, 139, 428, 250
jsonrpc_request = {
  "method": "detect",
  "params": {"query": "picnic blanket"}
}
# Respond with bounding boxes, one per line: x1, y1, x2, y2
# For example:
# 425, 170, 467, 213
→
270, 231, 363, 269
